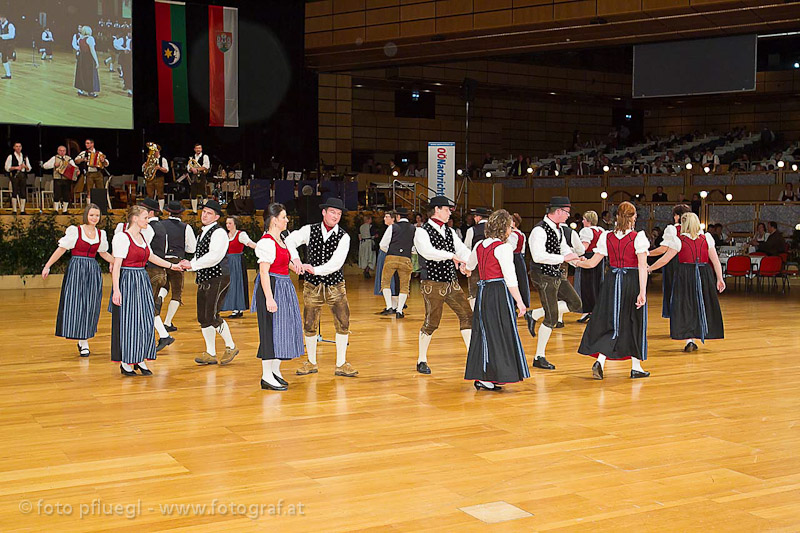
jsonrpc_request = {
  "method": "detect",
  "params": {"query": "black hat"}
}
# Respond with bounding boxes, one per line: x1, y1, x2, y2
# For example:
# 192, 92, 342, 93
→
320, 197, 347, 212
548, 196, 572, 208
164, 200, 184, 215
471, 207, 492, 217
428, 196, 455, 209
201, 199, 224, 216
140, 197, 161, 214
394, 207, 409, 216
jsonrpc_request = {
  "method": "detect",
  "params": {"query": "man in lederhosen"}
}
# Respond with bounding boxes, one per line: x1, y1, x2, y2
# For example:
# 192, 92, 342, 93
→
463, 207, 490, 309
74, 139, 109, 194
412, 196, 472, 375
42, 145, 79, 213
139, 198, 175, 352
179, 200, 239, 366
526, 196, 582, 370
377, 206, 415, 318
0, 14, 16, 79
160, 201, 197, 333
553, 220, 586, 328
285, 197, 359, 378
4, 142, 31, 214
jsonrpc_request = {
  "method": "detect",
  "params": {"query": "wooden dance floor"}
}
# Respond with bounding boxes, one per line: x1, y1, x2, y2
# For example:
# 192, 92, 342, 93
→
2, 275, 800, 530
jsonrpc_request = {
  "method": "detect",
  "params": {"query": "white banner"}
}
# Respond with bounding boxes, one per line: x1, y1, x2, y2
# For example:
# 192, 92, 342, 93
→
427, 142, 456, 201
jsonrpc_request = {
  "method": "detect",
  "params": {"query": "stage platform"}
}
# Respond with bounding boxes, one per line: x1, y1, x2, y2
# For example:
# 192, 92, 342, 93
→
1, 275, 800, 530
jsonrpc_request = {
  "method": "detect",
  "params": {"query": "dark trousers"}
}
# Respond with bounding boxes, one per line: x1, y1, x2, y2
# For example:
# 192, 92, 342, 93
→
53, 179, 72, 203
10, 172, 26, 198
529, 268, 582, 329
147, 265, 168, 315
197, 275, 230, 329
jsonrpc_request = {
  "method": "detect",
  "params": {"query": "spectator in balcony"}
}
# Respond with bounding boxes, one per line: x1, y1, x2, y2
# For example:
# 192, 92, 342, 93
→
509, 154, 527, 177
404, 163, 418, 178
572, 130, 581, 149
619, 124, 631, 148
388, 159, 399, 176
691, 193, 702, 215
652, 186, 668, 202
749, 222, 768, 246
701, 150, 720, 172
777, 182, 796, 202
361, 158, 375, 174
600, 210, 614, 231
375, 162, 384, 175
730, 153, 750, 171
483, 153, 493, 167
756, 221, 785, 256
652, 157, 669, 174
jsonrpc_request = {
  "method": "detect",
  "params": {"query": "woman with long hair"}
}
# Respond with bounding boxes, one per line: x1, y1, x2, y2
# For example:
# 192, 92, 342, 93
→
574, 210, 605, 323
111, 205, 182, 376
254, 203, 305, 391
575, 202, 650, 379
220, 215, 257, 319
648, 212, 725, 352
507, 213, 530, 310
74, 26, 100, 97
649, 204, 691, 318
42, 204, 114, 357
464, 209, 529, 391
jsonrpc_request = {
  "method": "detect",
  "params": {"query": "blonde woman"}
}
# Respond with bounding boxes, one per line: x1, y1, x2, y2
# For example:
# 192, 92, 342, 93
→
574, 210, 605, 323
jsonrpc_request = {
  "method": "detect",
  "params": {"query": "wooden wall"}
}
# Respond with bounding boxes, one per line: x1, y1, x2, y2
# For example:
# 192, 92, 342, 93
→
319, 73, 354, 173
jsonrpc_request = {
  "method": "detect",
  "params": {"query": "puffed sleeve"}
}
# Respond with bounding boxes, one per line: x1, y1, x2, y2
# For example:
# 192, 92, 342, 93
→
98, 230, 109, 253
579, 227, 594, 243
57, 225, 79, 250
507, 230, 519, 252
112, 232, 130, 259
704, 232, 716, 250
593, 231, 609, 256
661, 224, 681, 251
495, 243, 518, 287
634, 231, 651, 255
466, 246, 479, 272
238, 231, 254, 246
255, 237, 276, 264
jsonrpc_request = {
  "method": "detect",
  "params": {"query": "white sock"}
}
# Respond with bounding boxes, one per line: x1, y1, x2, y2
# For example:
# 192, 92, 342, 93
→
418, 332, 432, 363
121, 362, 133, 371
461, 329, 472, 350
468, 297, 475, 310
217, 321, 235, 349
382, 288, 393, 309
154, 316, 169, 339
11, 198, 17, 212
158, 287, 168, 300
62, 202, 69, 213
535, 325, 552, 358
581, 313, 589, 320
191, 199, 198, 213
158, 199, 165, 211
557, 301, 570, 318
685, 339, 694, 346
138, 360, 149, 370
273, 359, 284, 379
530, 307, 545, 321
631, 358, 643, 372
335, 333, 348, 367
558, 311, 564, 323
78, 339, 89, 349
20, 199, 25, 212
391, 296, 399, 309
201, 326, 216, 356
305, 335, 318, 365
478, 380, 495, 389
3, 62, 10, 76
397, 293, 408, 312
597, 353, 606, 369
164, 300, 180, 326
261, 360, 279, 385
53, 201, 60, 212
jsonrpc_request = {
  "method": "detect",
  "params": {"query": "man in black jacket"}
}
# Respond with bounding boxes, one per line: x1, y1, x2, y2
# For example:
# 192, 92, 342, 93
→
757, 221, 786, 256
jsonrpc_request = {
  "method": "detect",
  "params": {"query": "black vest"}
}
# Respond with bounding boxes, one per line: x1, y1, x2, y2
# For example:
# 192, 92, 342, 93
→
387, 221, 415, 258
162, 218, 187, 258
533, 220, 564, 278
0, 21, 13, 39
195, 223, 228, 284
7, 153, 27, 177
471, 221, 486, 249
304, 223, 345, 286
148, 219, 168, 260
422, 222, 457, 283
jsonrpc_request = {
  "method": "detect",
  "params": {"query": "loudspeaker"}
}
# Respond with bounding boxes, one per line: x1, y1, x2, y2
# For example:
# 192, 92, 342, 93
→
89, 188, 110, 214
460, 77, 478, 103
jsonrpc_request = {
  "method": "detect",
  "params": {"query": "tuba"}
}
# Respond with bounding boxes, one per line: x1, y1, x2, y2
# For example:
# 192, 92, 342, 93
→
143, 142, 162, 183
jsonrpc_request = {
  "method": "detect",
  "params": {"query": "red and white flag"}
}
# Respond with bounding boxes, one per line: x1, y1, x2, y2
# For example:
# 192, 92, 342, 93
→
208, 5, 238, 127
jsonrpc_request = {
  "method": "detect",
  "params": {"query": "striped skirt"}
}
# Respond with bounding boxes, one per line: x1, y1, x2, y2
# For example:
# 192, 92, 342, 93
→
254, 273, 305, 360
111, 267, 156, 364
221, 253, 249, 311
55, 256, 103, 340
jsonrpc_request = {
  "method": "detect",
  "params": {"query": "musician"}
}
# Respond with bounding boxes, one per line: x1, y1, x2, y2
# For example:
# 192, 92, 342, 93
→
142, 146, 169, 211
40, 27, 53, 60
4, 142, 31, 215
43, 146, 79, 213
0, 14, 15, 79
188, 144, 210, 213
74, 138, 109, 193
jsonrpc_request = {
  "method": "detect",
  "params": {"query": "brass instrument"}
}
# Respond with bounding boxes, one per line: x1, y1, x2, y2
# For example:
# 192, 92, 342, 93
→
143, 142, 162, 183
187, 156, 209, 177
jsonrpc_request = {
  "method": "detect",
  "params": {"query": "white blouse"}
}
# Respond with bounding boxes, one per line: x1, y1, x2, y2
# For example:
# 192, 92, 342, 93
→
674, 232, 716, 252
593, 230, 651, 257
255, 237, 278, 264
466, 238, 518, 287
112, 231, 150, 259
58, 225, 109, 253
660, 223, 682, 251
231, 230, 254, 246
579, 226, 604, 244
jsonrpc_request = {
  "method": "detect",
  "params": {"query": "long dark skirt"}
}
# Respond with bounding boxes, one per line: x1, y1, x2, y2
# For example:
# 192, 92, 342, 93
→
255, 273, 305, 360
669, 263, 724, 342
55, 256, 103, 340
74, 53, 100, 93
661, 255, 678, 318
574, 252, 604, 314
578, 267, 647, 361
374, 250, 399, 296
513, 253, 530, 307
465, 279, 529, 384
111, 267, 156, 365
221, 253, 249, 311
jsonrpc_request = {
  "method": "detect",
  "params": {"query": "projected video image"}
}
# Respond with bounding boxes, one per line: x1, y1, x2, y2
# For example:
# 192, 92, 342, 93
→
0, 0, 133, 129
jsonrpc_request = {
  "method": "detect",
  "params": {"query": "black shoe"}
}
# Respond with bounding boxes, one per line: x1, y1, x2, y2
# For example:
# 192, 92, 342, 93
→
396, 311, 405, 319
156, 336, 175, 352
555, 321, 565, 328
260, 379, 287, 391
165, 324, 177, 332
134, 364, 153, 376
120, 364, 137, 376
683, 342, 698, 352
577, 314, 591, 323
524, 313, 537, 337
404, 304, 408, 310
77, 343, 90, 357
0, 76, 10, 80
532, 357, 556, 370
592, 361, 604, 380
228, 311, 243, 319
416, 361, 431, 374
630, 369, 650, 379
273, 374, 288, 387
380, 307, 395, 316
474, 381, 502, 391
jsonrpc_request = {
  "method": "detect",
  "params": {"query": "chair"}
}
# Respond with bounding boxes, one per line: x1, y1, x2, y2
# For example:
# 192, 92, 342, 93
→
40, 177, 54, 209
0, 175, 11, 208
756, 256, 783, 293
725, 255, 751, 292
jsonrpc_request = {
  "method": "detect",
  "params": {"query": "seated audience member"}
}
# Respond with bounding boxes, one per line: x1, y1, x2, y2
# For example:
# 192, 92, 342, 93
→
710, 224, 727, 247
701, 150, 720, 172
749, 222, 768, 246
756, 221, 786, 256
509, 155, 527, 177
652, 186, 668, 202
777, 182, 796, 202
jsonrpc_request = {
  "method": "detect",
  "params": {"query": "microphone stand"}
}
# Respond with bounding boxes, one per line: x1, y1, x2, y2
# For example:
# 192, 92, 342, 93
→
37, 123, 43, 213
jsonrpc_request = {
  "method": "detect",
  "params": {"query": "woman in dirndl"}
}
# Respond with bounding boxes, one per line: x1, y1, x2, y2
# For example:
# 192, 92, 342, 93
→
74, 26, 100, 97
221, 215, 256, 319
111, 205, 182, 376
253, 203, 305, 391
374, 211, 400, 309
648, 212, 725, 352
649, 203, 691, 318
464, 209, 529, 391
42, 204, 114, 357
574, 210, 605, 323
575, 202, 650, 380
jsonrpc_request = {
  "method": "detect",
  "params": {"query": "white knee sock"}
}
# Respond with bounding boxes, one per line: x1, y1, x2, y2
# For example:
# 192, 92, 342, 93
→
558, 311, 564, 323
201, 326, 217, 356
11, 197, 17, 213
78, 339, 89, 350
121, 362, 133, 371
20, 199, 25, 212
631, 358, 643, 372
164, 300, 180, 326
581, 313, 589, 320
335, 334, 348, 367
62, 202, 69, 213
397, 293, 408, 311
418, 332, 432, 363
138, 360, 150, 371
685, 339, 694, 346
382, 288, 393, 309
530, 307, 545, 321
557, 301, 570, 318
217, 320, 235, 349
3, 62, 10, 76
597, 353, 606, 369
478, 380, 495, 389
158, 199, 165, 211
535, 325, 552, 358
468, 297, 475, 310
273, 359, 284, 379
158, 287, 168, 300
53, 201, 60, 212
305, 335, 318, 364
391, 296, 399, 309
261, 360, 279, 385
154, 317, 169, 339
191, 199, 198, 213
460, 329, 472, 350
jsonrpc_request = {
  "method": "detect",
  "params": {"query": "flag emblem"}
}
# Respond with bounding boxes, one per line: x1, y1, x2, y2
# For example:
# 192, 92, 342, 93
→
215, 32, 232, 53
162, 40, 183, 68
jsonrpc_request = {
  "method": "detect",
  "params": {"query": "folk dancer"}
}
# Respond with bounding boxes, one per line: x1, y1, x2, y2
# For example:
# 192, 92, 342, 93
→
573, 211, 605, 323
378, 207, 415, 318
159, 201, 197, 332
40, 27, 53, 60
463, 207, 491, 309
221, 215, 256, 319
139, 198, 176, 353
374, 211, 401, 311
74, 26, 100, 97
507, 213, 531, 311
0, 14, 15, 79
649, 204, 691, 319
4, 142, 31, 214
554, 221, 586, 327
358, 214, 377, 279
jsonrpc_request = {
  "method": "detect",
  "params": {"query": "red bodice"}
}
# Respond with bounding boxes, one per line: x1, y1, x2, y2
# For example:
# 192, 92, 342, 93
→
607, 232, 639, 268
227, 230, 245, 254
678, 234, 709, 264
262, 233, 290, 275
121, 232, 150, 267
587, 228, 603, 253
477, 240, 504, 280
71, 226, 101, 258
512, 229, 526, 254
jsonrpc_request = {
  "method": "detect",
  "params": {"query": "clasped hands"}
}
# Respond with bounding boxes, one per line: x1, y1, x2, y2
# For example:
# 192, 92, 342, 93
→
290, 258, 315, 275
